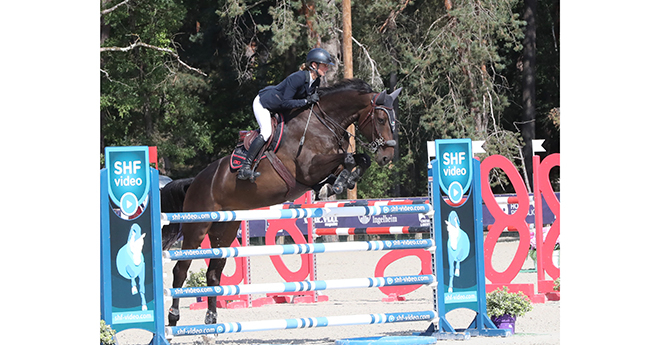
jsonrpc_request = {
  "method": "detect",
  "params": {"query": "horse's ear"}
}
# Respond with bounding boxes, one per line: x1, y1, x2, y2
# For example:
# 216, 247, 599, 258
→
389, 87, 402, 100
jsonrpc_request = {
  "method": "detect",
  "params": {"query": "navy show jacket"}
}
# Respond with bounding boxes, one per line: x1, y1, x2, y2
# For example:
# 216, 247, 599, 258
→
258, 70, 320, 112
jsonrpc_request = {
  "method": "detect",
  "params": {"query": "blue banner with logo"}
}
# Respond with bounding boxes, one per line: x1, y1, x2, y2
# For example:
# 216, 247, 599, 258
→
435, 139, 473, 204
101, 147, 168, 344
105, 147, 150, 216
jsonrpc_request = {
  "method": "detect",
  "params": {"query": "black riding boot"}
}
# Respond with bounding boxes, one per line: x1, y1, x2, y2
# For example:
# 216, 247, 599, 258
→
237, 134, 266, 181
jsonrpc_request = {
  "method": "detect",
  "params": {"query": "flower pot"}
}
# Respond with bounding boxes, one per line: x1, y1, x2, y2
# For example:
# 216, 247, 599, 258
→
491, 314, 517, 334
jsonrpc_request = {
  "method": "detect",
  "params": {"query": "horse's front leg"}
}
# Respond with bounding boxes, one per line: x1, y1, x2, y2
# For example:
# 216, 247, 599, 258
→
130, 277, 138, 295
138, 264, 147, 310
332, 169, 351, 194
346, 154, 371, 189
448, 258, 455, 293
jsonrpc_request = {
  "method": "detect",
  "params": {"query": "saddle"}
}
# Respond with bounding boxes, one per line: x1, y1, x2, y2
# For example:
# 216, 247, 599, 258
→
230, 113, 308, 199
229, 114, 285, 171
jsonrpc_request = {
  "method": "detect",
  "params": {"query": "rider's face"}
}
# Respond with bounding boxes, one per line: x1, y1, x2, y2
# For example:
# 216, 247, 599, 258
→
315, 63, 330, 77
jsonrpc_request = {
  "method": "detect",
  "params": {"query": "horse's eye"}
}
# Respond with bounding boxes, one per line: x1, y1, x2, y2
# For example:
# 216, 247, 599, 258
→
378, 117, 386, 125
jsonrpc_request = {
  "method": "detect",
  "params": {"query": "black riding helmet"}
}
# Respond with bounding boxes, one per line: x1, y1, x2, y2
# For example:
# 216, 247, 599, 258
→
306, 48, 335, 66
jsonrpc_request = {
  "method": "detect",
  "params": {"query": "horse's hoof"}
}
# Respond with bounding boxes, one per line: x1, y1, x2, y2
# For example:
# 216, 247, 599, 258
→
318, 184, 332, 199
205, 310, 217, 324
347, 171, 361, 189
202, 334, 217, 344
168, 308, 180, 326
332, 183, 344, 194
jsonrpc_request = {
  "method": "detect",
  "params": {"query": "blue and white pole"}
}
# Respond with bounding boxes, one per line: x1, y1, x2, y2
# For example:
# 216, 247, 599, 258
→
161, 204, 433, 225
164, 239, 435, 261
166, 274, 436, 299
166, 311, 438, 338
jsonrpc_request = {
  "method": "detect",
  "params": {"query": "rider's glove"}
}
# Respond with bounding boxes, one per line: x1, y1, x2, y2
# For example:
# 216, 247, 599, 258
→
306, 92, 320, 104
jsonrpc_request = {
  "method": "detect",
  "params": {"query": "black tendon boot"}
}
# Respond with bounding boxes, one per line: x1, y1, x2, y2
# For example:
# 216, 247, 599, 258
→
237, 134, 266, 181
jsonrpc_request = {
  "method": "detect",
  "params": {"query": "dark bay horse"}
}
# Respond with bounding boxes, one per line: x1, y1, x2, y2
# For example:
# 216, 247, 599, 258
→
162, 78, 401, 326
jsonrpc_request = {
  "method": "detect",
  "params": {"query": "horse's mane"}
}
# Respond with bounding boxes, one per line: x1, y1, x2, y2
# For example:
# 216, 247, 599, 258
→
318, 78, 374, 97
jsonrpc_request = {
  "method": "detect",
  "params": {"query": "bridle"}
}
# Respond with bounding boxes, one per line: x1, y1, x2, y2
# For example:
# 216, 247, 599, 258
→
309, 91, 397, 154
357, 92, 397, 152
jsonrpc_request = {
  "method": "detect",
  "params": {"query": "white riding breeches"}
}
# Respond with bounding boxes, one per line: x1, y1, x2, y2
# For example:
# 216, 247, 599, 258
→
253, 95, 272, 141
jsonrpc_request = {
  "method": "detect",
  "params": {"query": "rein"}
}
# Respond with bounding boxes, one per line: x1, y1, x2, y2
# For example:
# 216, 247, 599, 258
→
309, 92, 396, 153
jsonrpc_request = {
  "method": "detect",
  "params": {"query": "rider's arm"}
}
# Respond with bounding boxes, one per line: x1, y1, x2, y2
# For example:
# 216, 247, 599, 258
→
278, 71, 309, 109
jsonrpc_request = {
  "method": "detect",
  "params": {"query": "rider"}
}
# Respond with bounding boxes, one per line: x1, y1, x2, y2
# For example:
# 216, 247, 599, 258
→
237, 47, 335, 181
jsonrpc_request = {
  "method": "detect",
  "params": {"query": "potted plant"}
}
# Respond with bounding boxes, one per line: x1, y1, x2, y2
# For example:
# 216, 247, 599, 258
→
529, 225, 560, 269
486, 287, 533, 334
185, 268, 207, 302
100, 319, 116, 345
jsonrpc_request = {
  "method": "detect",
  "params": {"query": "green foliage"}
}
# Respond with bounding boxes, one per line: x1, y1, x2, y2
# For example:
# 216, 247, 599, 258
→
349, 0, 531, 195
553, 277, 560, 292
486, 286, 533, 318
357, 162, 394, 199
101, 0, 214, 174
100, 0, 559, 194
100, 319, 116, 345
185, 268, 207, 287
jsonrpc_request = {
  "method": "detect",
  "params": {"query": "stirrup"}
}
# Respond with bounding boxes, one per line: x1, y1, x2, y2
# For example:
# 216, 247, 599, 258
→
237, 166, 261, 181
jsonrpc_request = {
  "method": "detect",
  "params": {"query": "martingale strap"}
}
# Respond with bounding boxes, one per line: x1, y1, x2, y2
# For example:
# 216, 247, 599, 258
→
265, 151, 309, 200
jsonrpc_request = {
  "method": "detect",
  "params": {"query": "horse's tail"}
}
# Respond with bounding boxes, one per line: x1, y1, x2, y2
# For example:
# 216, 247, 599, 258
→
160, 177, 194, 250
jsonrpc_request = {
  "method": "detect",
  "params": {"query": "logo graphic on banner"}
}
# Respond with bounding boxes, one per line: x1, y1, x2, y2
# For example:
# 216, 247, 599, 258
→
436, 139, 472, 204
445, 211, 470, 293
106, 147, 150, 216
115, 223, 147, 311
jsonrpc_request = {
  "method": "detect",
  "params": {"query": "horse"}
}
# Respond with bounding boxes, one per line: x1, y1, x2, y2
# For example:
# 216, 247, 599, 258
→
445, 211, 470, 293
161, 78, 402, 326
116, 223, 147, 310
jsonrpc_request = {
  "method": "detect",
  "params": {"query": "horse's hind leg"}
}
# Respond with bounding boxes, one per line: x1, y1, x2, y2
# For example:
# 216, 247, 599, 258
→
448, 259, 455, 293
204, 221, 242, 324
168, 221, 211, 326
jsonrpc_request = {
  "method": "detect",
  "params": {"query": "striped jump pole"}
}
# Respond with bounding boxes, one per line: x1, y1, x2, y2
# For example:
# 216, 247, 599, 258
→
166, 311, 438, 337
269, 199, 429, 209
161, 203, 433, 225
164, 239, 434, 261
166, 275, 436, 299
314, 226, 431, 236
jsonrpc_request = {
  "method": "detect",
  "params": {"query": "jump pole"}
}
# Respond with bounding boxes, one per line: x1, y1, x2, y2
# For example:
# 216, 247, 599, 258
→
100, 140, 508, 343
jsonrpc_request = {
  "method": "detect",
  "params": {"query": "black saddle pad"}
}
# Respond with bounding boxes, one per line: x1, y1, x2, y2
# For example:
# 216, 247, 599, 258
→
229, 114, 285, 171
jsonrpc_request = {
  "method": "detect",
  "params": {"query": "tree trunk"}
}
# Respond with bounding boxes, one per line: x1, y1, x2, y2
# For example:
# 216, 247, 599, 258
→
389, 71, 400, 197
521, 0, 537, 191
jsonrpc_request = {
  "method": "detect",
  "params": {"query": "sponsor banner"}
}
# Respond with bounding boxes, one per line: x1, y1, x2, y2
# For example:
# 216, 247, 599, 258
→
239, 194, 557, 238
